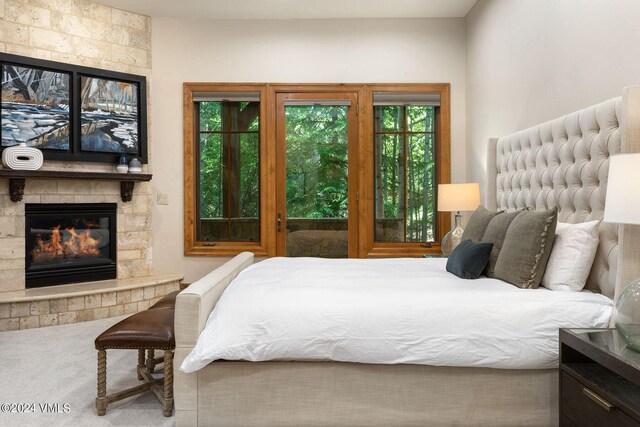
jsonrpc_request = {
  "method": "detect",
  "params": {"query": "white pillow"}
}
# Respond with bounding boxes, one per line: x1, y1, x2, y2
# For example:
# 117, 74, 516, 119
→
541, 220, 600, 291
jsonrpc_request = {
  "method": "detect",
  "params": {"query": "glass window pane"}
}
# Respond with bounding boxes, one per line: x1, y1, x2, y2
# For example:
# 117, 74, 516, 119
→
374, 103, 437, 244
199, 102, 222, 132
199, 134, 223, 219
374, 106, 404, 132
285, 105, 349, 258
374, 134, 404, 242
407, 106, 434, 133
240, 101, 260, 132
197, 100, 260, 243
230, 101, 259, 132
406, 133, 436, 242
285, 105, 348, 219
198, 133, 225, 242
239, 133, 259, 218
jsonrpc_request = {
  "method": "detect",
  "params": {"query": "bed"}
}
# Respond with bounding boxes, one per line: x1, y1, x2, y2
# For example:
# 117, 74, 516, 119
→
174, 86, 640, 426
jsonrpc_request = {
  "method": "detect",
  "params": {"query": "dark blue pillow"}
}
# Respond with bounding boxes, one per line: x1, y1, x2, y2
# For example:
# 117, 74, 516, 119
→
446, 240, 494, 279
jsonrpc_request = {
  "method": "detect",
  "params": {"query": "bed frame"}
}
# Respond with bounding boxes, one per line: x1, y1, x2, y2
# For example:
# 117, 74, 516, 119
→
174, 86, 640, 426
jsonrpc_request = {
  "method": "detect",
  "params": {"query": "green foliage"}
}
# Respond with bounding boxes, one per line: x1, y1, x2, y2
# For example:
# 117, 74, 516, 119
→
199, 101, 222, 132
198, 102, 259, 220
285, 105, 348, 219
199, 134, 222, 218
239, 133, 259, 217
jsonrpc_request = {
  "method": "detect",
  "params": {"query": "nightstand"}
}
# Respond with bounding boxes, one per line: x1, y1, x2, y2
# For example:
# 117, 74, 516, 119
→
560, 328, 640, 426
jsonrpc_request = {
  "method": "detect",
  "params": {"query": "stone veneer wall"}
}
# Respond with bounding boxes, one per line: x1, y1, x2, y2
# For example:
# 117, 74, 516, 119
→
0, 0, 153, 292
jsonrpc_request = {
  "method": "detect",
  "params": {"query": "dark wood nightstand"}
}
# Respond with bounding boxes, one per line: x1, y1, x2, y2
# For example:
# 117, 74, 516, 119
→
560, 328, 640, 426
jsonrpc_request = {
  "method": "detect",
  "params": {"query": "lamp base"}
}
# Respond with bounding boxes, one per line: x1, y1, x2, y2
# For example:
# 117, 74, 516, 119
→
615, 278, 640, 352
441, 212, 464, 257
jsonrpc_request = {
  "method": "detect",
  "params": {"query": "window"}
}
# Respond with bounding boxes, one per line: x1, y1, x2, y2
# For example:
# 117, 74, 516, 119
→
196, 99, 260, 242
373, 96, 438, 243
183, 84, 268, 256
183, 83, 450, 257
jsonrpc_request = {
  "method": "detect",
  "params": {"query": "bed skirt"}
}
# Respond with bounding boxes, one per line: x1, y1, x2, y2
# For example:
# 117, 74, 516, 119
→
175, 357, 558, 427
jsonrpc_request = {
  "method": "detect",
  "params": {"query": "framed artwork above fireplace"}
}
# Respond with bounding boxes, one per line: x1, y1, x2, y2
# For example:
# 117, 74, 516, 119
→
0, 52, 147, 163
1, 62, 71, 151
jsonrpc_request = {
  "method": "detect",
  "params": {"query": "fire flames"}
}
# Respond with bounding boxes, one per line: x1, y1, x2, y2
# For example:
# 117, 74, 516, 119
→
31, 225, 101, 263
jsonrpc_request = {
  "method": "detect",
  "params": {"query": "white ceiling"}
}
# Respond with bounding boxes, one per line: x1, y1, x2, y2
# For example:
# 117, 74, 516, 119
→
91, 0, 478, 20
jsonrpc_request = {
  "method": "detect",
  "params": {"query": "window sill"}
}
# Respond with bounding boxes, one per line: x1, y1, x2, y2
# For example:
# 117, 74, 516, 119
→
365, 243, 443, 258
185, 243, 267, 257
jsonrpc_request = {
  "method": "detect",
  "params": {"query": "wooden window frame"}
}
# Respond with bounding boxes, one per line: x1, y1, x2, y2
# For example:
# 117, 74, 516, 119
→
183, 83, 450, 257
361, 84, 450, 257
372, 104, 438, 244
184, 83, 269, 256
273, 89, 361, 258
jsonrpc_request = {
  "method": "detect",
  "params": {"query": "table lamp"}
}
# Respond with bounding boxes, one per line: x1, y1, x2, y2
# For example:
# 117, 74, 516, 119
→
438, 182, 481, 256
604, 153, 640, 352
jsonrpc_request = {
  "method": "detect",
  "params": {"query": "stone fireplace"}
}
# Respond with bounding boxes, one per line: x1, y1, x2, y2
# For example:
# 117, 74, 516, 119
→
25, 203, 117, 288
0, 170, 182, 332
0, 171, 154, 293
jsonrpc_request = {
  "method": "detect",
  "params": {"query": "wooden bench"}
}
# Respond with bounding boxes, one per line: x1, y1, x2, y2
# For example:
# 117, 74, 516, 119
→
94, 291, 179, 416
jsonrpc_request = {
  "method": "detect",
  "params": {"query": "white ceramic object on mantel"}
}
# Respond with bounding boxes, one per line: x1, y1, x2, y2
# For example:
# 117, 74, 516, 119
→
116, 155, 128, 173
2, 142, 44, 170
128, 158, 142, 174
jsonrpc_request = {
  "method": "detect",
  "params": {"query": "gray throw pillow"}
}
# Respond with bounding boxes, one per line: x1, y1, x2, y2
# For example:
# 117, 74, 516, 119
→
481, 211, 521, 277
461, 206, 499, 243
494, 208, 558, 289
446, 240, 494, 279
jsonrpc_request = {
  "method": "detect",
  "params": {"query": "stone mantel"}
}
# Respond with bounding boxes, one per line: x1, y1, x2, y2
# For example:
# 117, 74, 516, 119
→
0, 169, 153, 203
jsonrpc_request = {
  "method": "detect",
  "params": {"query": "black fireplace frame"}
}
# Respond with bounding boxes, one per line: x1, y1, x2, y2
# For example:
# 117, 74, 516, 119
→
25, 203, 117, 288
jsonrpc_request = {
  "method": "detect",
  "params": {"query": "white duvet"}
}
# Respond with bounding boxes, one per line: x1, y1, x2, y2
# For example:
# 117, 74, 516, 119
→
180, 257, 612, 373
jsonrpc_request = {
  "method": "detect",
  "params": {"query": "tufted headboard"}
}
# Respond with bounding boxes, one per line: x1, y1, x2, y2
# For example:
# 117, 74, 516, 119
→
486, 86, 640, 300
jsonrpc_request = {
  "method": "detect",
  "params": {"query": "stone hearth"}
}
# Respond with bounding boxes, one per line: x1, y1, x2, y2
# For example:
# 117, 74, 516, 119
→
0, 275, 182, 331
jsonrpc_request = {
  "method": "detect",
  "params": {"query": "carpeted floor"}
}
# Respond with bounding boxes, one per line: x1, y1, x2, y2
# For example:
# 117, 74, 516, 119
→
0, 316, 175, 427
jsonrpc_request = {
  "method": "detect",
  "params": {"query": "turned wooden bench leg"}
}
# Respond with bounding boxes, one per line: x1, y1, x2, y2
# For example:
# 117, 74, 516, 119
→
137, 349, 146, 380
163, 350, 174, 417
96, 350, 108, 416
146, 349, 156, 373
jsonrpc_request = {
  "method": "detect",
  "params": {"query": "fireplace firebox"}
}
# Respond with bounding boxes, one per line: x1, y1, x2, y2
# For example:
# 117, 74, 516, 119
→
25, 204, 117, 288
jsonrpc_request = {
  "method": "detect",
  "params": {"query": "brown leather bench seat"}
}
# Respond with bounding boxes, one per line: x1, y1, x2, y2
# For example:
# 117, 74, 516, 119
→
149, 290, 180, 310
95, 308, 175, 350
94, 301, 176, 417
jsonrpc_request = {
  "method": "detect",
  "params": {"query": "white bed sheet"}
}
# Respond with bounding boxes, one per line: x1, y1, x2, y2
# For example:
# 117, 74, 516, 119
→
180, 257, 612, 373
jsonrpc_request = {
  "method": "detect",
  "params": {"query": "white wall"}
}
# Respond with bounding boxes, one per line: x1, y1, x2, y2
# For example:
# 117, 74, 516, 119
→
151, 17, 467, 282
466, 0, 640, 204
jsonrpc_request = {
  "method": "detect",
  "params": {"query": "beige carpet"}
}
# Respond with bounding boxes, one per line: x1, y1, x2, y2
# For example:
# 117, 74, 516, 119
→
0, 316, 175, 427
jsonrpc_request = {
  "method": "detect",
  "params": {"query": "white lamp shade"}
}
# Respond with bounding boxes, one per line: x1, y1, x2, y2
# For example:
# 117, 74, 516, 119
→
604, 153, 640, 225
438, 183, 481, 212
